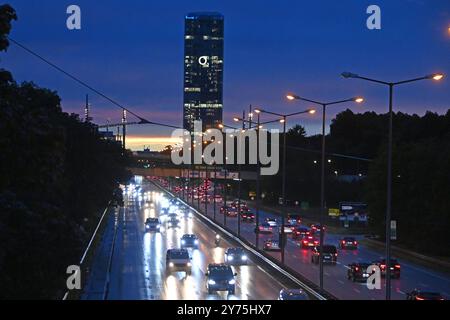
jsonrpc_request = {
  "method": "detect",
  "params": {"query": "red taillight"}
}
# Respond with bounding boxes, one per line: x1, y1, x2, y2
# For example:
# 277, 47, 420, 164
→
342, 240, 345, 244
314, 241, 319, 244
354, 241, 358, 245
395, 264, 401, 269
416, 296, 425, 301
355, 267, 359, 271
303, 240, 308, 244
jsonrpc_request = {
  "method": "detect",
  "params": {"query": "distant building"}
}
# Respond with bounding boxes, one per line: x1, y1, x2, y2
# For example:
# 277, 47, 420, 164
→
183, 12, 224, 132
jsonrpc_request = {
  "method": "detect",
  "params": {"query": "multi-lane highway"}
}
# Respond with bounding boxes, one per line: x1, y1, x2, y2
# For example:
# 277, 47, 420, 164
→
82, 179, 295, 300
180, 184, 450, 300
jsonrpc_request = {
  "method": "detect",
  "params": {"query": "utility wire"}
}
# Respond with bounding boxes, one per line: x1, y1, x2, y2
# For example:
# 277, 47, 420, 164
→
7, 36, 182, 130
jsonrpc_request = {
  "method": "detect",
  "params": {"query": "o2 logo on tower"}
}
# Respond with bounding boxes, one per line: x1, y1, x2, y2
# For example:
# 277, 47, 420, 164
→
198, 56, 210, 68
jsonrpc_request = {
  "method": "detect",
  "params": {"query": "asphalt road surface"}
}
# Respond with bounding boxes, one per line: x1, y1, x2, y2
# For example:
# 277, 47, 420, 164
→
183, 187, 450, 300
83, 179, 291, 300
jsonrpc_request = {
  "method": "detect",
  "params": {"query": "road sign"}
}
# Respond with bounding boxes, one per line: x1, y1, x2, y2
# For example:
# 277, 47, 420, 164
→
390, 220, 397, 240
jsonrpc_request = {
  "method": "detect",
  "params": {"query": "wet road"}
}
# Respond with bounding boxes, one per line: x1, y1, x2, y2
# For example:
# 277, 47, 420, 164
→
181, 187, 450, 300
83, 179, 288, 300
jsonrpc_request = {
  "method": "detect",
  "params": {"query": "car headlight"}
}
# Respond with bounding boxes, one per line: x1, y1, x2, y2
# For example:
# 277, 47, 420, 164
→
156, 224, 161, 228
187, 262, 191, 267
169, 262, 174, 267
145, 225, 149, 229
194, 240, 199, 245
241, 255, 248, 261
228, 279, 236, 285
208, 279, 216, 285
181, 240, 186, 244
227, 255, 234, 261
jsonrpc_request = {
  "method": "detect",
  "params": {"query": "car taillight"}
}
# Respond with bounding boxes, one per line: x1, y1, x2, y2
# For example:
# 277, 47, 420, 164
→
342, 240, 345, 244
395, 264, 401, 269
380, 264, 386, 269
303, 240, 308, 244
354, 241, 358, 245
416, 296, 425, 301
355, 267, 359, 271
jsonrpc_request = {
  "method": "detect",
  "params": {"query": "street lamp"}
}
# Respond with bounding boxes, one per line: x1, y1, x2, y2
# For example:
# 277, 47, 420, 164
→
287, 93, 363, 290
252, 107, 315, 264
341, 71, 443, 300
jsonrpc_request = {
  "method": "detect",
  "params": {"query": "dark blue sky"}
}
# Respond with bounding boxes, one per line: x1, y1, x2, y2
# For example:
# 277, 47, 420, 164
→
2, 0, 449, 149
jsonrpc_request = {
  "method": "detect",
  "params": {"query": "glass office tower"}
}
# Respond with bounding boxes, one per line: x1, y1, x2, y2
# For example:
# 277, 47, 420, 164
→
183, 12, 224, 132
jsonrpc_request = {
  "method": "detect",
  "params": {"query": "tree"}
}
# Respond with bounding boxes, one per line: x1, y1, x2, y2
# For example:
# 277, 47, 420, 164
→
0, 4, 16, 52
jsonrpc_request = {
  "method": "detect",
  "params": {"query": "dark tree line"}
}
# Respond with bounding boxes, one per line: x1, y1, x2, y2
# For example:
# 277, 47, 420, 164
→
259, 109, 449, 255
0, 5, 132, 298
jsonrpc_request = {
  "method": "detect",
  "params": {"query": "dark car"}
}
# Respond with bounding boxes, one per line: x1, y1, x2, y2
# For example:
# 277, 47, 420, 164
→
339, 237, 358, 250
347, 262, 373, 282
278, 289, 309, 300
241, 211, 255, 222
263, 239, 281, 251
310, 224, 325, 234
165, 249, 191, 275
255, 222, 273, 234
373, 259, 401, 278
181, 234, 199, 249
145, 218, 161, 232
206, 264, 237, 294
301, 235, 319, 249
226, 207, 238, 217
224, 247, 248, 265
311, 245, 338, 264
292, 227, 311, 240
167, 216, 180, 228
406, 290, 445, 300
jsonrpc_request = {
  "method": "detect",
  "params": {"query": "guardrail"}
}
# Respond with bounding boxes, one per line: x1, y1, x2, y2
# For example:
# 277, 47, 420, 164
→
153, 182, 332, 300
62, 201, 112, 300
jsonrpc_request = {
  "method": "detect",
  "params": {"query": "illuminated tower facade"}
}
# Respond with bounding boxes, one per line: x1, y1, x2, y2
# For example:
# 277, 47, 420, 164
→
183, 12, 224, 131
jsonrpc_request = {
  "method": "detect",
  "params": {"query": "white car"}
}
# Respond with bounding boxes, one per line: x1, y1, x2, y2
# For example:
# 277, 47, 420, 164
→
265, 218, 278, 227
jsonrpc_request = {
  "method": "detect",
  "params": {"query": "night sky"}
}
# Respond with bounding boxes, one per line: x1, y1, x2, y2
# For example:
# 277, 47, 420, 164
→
2, 0, 449, 150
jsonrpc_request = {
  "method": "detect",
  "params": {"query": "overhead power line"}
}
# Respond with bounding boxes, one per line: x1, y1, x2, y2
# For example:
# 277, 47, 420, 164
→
7, 36, 182, 130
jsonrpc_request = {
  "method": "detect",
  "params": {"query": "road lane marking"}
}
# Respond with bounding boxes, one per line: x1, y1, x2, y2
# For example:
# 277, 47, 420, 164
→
353, 288, 361, 293
338, 280, 345, 285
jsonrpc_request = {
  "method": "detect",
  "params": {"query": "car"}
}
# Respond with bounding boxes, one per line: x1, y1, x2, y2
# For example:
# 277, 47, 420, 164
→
241, 211, 255, 222
339, 237, 358, 250
225, 206, 238, 217
301, 235, 319, 249
167, 216, 180, 228
287, 215, 302, 226
206, 264, 237, 294
347, 262, 373, 282
282, 224, 294, 234
265, 218, 278, 227
311, 245, 338, 264
220, 205, 232, 214
165, 249, 192, 275
263, 239, 281, 251
255, 222, 273, 233
292, 227, 311, 240
373, 259, 401, 278
168, 212, 178, 219
310, 224, 325, 234
180, 234, 199, 249
160, 207, 169, 215
406, 290, 445, 300
145, 217, 161, 232
224, 247, 248, 265
278, 289, 309, 300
